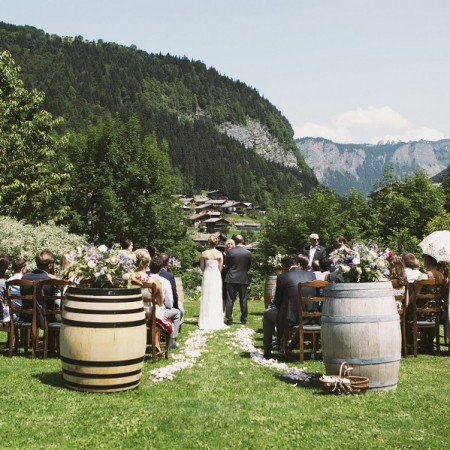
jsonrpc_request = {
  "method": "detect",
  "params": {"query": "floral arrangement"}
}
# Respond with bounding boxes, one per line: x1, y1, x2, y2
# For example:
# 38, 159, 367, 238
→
267, 253, 283, 273
329, 243, 388, 283
62, 244, 136, 288
168, 256, 182, 275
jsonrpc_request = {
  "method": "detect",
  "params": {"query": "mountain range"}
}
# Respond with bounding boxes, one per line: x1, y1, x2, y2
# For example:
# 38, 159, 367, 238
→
296, 137, 450, 195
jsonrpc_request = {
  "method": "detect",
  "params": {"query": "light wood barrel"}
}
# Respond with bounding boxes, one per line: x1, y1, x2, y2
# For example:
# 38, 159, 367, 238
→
264, 275, 277, 307
321, 282, 401, 392
60, 286, 146, 393
175, 277, 185, 305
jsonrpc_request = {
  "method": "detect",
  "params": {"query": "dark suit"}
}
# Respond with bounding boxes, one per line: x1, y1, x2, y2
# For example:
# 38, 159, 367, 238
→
21, 269, 53, 329
263, 268, 316, 353
302, 245, 327, 267
224, 245, 252, 324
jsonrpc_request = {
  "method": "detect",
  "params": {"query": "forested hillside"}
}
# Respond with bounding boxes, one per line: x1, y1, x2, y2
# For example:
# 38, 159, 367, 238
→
0, 22, 317, 206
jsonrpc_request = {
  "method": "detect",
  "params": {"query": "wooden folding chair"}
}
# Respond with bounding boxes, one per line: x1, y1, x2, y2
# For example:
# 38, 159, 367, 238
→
411, 279, 443, 357
6, 279, 39, 358
391, 279, 408, 357
39, 279, 71, 358
297, 280, 328, 363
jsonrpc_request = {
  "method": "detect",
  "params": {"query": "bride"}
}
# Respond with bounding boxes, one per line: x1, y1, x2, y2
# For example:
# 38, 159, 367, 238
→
198, 235, 228, 330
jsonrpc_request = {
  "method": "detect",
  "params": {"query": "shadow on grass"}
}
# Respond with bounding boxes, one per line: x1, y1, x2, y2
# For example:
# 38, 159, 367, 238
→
33, 371, 66, 388
235, 345, 323, 391
275, 371, 323, 391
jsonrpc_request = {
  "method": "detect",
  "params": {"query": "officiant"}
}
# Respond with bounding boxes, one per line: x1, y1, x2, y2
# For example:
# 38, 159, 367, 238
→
302, 233, 327, 270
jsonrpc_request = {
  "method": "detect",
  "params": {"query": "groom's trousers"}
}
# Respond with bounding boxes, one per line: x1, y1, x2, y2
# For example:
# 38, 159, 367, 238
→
225, 283, 248, 324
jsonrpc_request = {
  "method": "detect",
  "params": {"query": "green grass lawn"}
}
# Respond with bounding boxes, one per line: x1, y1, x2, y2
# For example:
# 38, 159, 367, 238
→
1, 300, 449, 449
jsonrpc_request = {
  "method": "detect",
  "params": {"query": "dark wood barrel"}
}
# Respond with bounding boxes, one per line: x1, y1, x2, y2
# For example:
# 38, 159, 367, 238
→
60, 286, 146, 393
321, 282, 401, 392
264, 275, 277, 307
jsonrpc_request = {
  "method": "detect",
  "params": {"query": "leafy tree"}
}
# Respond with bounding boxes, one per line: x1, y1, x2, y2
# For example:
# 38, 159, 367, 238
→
256, 193, 310, 273
439, 164, 450, 211
337, 188, 374, 243
0, 50, 71, 223
65, 115, 189, 253
299, 186, 341, 249
424, 211, 450, 236
370, 168, 444, 242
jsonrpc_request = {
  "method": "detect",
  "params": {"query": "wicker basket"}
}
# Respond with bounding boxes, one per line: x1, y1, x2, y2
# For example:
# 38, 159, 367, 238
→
320, 362, 370, 395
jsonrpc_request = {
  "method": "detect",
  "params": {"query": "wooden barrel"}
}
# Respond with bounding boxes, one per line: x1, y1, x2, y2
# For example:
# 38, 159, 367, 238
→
321, 282, 401, 392
60, 286, 146, 393
264, 275, 277, 307
175, 276, 185, 305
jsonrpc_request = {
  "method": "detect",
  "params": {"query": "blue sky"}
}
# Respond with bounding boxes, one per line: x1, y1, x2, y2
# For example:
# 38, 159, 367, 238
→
2, 0, 450, 144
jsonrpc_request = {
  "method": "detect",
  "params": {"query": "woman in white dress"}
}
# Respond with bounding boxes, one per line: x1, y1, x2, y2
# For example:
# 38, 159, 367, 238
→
198, 235, 228, 330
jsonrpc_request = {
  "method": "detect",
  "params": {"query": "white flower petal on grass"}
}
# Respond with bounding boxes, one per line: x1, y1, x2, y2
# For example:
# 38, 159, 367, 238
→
148, 329, 210, 382
226, 327, 316, 383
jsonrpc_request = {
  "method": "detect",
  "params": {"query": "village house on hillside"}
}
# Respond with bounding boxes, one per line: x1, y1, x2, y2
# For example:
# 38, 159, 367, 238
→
178, 190, 257, 236
207, 190, 229, 200
203, 217, 231, 233
189, 211, 221, 227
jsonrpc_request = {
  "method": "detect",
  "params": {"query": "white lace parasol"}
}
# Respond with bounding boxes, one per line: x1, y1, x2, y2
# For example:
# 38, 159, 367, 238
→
419, 230, 450, 262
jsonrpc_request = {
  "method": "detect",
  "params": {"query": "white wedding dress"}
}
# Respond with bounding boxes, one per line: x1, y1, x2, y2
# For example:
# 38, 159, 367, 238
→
199, 259, 228, 330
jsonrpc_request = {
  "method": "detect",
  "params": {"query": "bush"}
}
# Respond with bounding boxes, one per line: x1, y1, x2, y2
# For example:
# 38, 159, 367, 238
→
248, 268, 264, 300
0, 216, 86, 273
181, 268, 202, 299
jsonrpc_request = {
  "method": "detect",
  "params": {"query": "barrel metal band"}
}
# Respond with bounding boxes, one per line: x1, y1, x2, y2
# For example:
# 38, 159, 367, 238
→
62, 318, 146, 328
64, 306, 144, 315
323, 355, 401, 364
65, 296, 140, 303
63, 368, 142, 379
321, 315, 399, 323
64, 380, 140, 391
60, 355, 145, 367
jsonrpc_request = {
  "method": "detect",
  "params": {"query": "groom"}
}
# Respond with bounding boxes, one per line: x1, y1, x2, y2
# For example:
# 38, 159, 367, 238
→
224, 235, 252, 325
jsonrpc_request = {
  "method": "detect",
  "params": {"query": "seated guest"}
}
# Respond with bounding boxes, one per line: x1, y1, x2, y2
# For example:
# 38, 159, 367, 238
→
332, 236, 350, 253
21, 250, 56, 329
7, 257, 27, 307
312, 258, 331, 281
0, 255, 10, 323
262, 254, 315, 359
389, 255, 409, 308
133, 249, 171, 354
318, 257, 331, 281
402, 252, 423, 289
159, 252, 183, 320
149, 255, 181, 349
120, 239, 134, 255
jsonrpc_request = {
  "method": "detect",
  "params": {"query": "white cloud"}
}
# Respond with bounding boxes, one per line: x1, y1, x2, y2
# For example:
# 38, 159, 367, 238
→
335, 106, 410, 129
294, 122, 353, 143
293, 106, 445, 144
